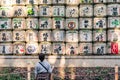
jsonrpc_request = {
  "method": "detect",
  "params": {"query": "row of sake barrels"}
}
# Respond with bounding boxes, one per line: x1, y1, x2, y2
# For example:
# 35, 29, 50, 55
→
0, 0, 120, 6
0, 42, 119, 55
0, 4, 120, 17
0, 29, 120, 42
0, 17, 120, 30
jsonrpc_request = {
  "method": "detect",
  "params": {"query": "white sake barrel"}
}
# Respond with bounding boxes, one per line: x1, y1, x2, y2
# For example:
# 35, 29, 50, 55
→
66, 0, 79, 5
93, 43, 106, 54
13, 30, 25, 41
79, 43, 92, 54
79, 18, 92, 29
94, 18, 106, 29
0, 43, 13, 54
26, 6, 38, 17
26, 18, 39, 29
13, 42, 25, 54
26, 42, 38, 54
52, 0, 65, 4
26, 0, 38, 5
12, 18, 26, 30
108, 17, 120, 28
0, 31, 12, 42
53, 6, 65, 17
66, 18, 78, 30
79, 30, 92, 42
12, 0, 25, 5
0, 7, 12, 17
26, 30, 38, 42
0, 18, 12, 29
66, 6, 78, 17
94, 4, 106, 17
52, 18, 64, 29
80, 0, 93, 3
66, 43, 78, 55
66, 30, 78, 42
79, 5, 93, 17
39, 42, 51, 54
52, 42, 65, 54
52, 30, 65, 42
107, 4, 120, 16
39, 18, 52, 29
94, 0, 107, 3
107, 0, 120, 3
39, 30, 51, 42
39, 0, 51, 4
1, 0, 12, 6
93, 30, 106, 42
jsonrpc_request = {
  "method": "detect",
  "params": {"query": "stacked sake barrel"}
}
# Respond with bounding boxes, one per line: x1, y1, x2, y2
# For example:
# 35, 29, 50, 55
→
0, 0, 120, 55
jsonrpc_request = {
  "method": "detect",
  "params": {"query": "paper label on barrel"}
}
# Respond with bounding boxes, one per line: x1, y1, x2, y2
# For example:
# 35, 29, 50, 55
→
94, 0, 107, 3
80, 0, 93, 3
66, 6, 78, 17
66, 0, 79, 5
108, 17, 120, 28
66, 19, 78, 30
39, 0, 51, 4
26, 0, 38, 5
52, 0, 65, 4
1, 0, 12, 6
0, 7, 12, 17
94, 18, 106, 29
66, 31, 78, 42
13, 30, 25, 41
80, 18, 92, 29
0, 31, 12, 42
53, 43, 65, 54
26, 6, 38, 17
108, 0, 120, 2
12, 0, 25, 5
52, 18, 64, 29
0, 18, 12, 29
53, 6, 65, 17
13, 43, 25, 54
39, 6, 52, 16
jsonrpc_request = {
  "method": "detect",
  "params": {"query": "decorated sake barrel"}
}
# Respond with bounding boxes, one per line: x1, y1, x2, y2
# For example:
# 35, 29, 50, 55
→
13, 42, 25, 54
66, 43, 78, 55
0, 43, 13, 54
0, 18, 12, 29
79, 5, 93, 17
93, 29, 106, 42
52, 42, 65, 54
80, 0, 93, 3
53, 6, 65, 17
94, 4, 106, 17
39, 30, 51, 42
93, 43, 106, 54
52, 30, 65, 42
26, 6, 38, 17
79, 18, 92, 29
79, 43, 92, 54
94, 0, 107, 3
1, 0, 12, 6
39, 0, 51, 4
12, 18, 26, 30
39, 6, 52, 17
108, 17, 120, 28
12, 0, 25, 5
94, 18, 106, 29
13, 30, 25, 41
12, 6, 26, 17
107, 42, 120, 54
66, 31, 78, 42
107, 0, 120, 3
26, 42, 38, 54
26, 0, 38, 5
107, 4, 120, 16
66, 6, 78, 17
39, 42, 51, 54
52, 0, 65, 4
79, 30, 92, 42
0, 7, 12, 17
66, 0, 79, 5
53, 18, 64, 29
26, 30, 38, 42
0, 31, 12, 42
39, 18, 52, 29
66, 18, 78, 30
108, 29, 120, 42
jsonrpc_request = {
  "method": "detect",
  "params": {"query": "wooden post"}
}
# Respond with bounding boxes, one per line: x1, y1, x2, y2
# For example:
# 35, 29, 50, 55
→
27, 63, 31, 80
115, 65, 118, 80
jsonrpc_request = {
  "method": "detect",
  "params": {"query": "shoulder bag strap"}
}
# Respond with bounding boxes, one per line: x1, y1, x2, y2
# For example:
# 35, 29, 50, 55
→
39, 62, 48, 72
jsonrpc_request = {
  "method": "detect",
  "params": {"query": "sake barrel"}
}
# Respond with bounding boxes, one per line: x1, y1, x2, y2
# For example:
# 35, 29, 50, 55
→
26, 30, 38, 42
39, 42, 52, 54
0, 31, 12, 42
52, 0, 65, 4
13, 42, 25, 54
52, 42, 65, 54
93, 29, 106, 42
26, 6, 38, 17
94, 18, 106, 29
79, 18, 92, 29
79, 43, 92, 54
80, 0, 93, 3
79, 5, 93, 17
26, 0, 38, 5
26, 42, 38, 54
66, 18, 78, 30
52, 18, 64, 29
53, 6, 65, 17
79, 30, 92, 42
0, 7, 12, 17
39, 18, 52, 29
12, 18, 26, 30
1, 0, 12, 6
12, 0, 25, 5
39, 0, 51, 4
66, 0, 79, 5
66, 30, 78, 42
93, 43, 106, 54
94, 4, 106, 17
66, 6, 78, 17
13, 30, 25, 41
39, 30, 51, 42
26, 18, 39, 29
108, 17, 120, 28
94, 0, 107, 3
66, 43, 78, 55
107, 0, 120, 3
0, 18, 12, 29
0, 43, 13, 54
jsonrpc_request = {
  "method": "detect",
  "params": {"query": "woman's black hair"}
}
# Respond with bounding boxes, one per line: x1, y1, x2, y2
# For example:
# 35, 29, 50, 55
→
39, 53, 45, 62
